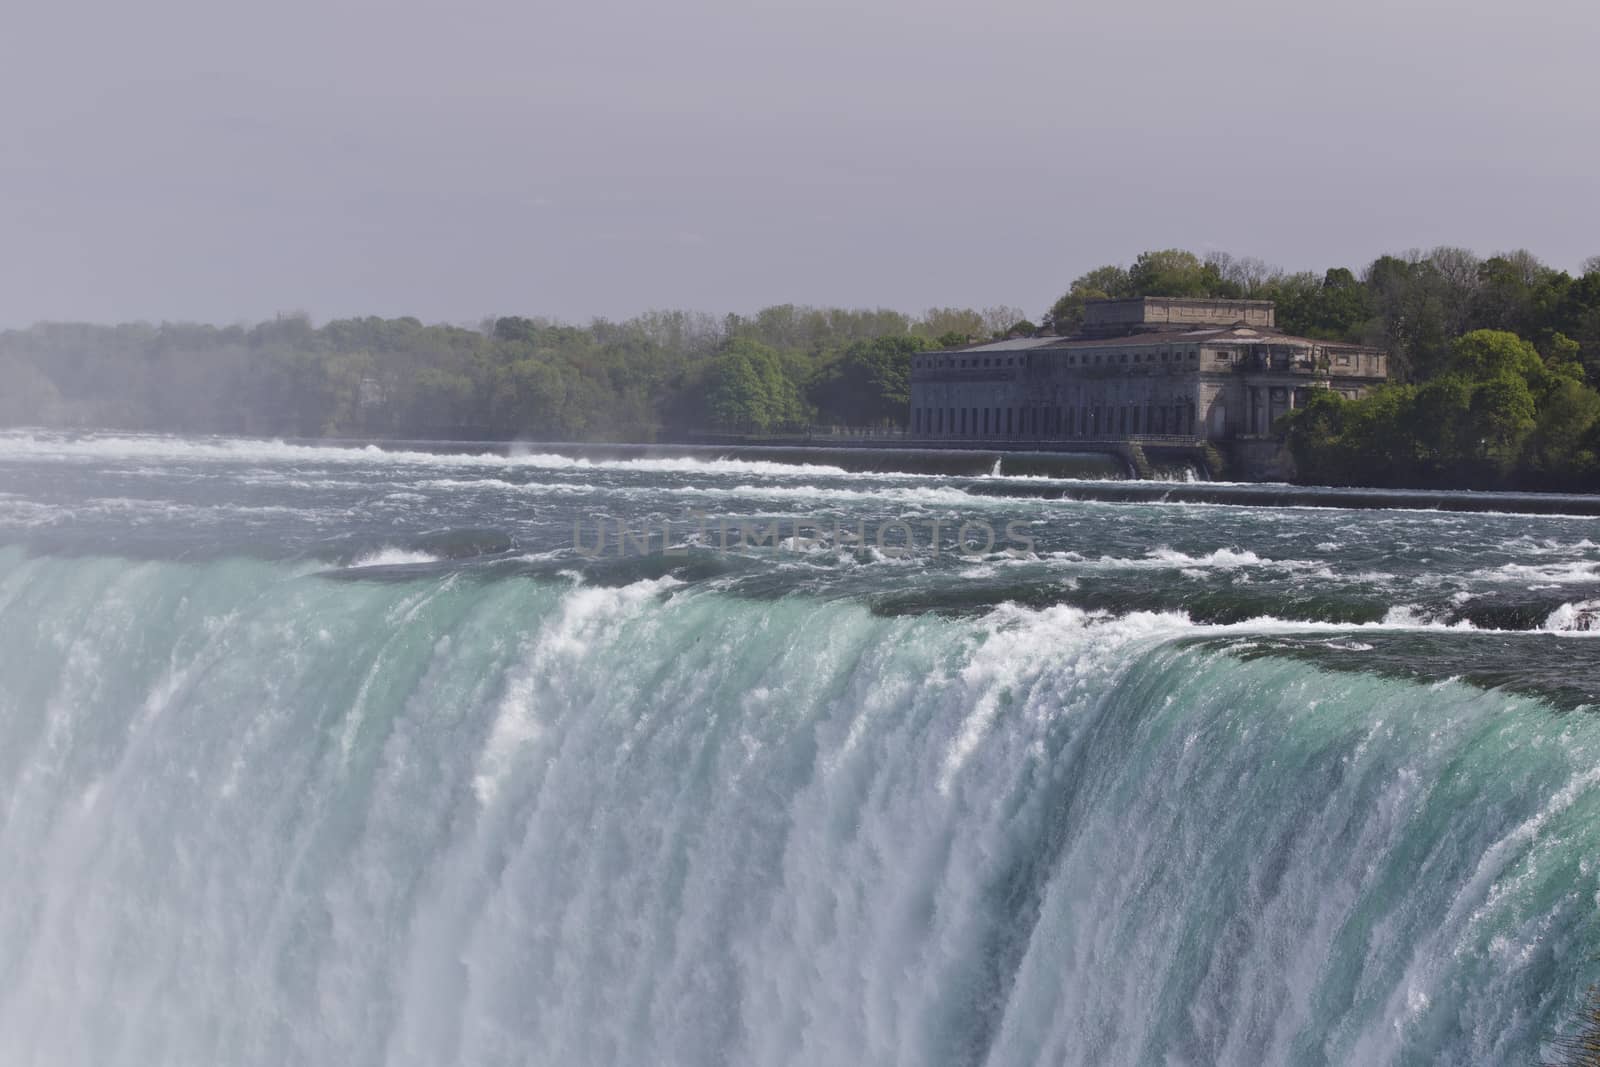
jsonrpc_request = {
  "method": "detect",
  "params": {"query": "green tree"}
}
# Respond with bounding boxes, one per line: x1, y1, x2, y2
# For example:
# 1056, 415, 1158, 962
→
1553, 271, 1600, 378
1043, 264, 1132, 334
1524, 377, 1600, 483
1311, 268, 1375, 338
1467, 373, 1537, 477
1287, 327, 1600, 489
1283, 385, 1420, 486
808, 335, 928, 427
704, 340, 803, 433
1127, 249, 1226, 297
1364, 255, 1450, 380
1410, 376, 1478, 480
493, 358, 568, 436
916, 308, 986, 345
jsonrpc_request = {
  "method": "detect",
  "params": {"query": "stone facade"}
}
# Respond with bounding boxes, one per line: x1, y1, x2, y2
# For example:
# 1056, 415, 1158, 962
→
908, 298, 1387, 444
1079, 296, 1276, 337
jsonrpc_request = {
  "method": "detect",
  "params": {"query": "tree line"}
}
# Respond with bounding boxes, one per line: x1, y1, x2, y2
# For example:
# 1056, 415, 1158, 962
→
2, 246, 1599, 489
0, 305, 1027, 443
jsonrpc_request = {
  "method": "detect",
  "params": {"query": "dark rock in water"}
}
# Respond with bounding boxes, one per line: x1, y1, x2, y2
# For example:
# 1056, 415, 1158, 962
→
1448, 596, 1570, 632
409, 527, 515, 559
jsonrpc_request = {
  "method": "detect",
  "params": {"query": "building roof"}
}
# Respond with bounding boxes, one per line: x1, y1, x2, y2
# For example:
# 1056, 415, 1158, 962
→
1084, 296, 1277, 309
943, 337, 1062, 352
1046, 326, 1376, 350
928, 326, 1382, 355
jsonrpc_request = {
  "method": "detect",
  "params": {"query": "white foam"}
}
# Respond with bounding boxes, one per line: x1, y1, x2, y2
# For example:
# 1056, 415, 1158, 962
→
349, 548, 443, 568
1469, 560, 1600, 585
0, 431, 927, 482
1543, 600, 1600, 632
0, 430, 1242, 494
1148, 547, 1264, 568
1065, 547, 1323, 573
471, 575, 682, 806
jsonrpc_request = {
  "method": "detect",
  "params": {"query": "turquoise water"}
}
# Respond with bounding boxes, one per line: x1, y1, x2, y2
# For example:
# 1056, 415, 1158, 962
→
0, 432, 1597, 1065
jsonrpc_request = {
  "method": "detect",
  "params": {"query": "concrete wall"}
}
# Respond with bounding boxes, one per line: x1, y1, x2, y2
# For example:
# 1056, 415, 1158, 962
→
1082, 298, 1276, 335
908, 333, 1386, 444
1226, 438, 1297, 481
911, 341, 1210, 440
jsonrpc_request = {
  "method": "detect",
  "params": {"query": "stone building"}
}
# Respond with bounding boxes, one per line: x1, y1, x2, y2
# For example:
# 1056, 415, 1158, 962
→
908, 297, 1387, 444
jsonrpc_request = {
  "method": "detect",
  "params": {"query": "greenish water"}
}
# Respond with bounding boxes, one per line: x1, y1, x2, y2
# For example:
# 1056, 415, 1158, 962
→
0, 430, 1597, 1065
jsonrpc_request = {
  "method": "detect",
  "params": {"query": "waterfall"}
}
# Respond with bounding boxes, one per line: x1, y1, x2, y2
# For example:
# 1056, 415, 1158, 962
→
0, 549, 1596, 1066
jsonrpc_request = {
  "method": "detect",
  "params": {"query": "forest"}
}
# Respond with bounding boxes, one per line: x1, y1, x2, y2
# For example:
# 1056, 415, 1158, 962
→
0, 305, 1016, 443
3, 246, 1599, 490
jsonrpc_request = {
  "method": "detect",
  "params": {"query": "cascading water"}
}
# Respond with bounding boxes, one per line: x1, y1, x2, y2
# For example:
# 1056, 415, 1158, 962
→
1, 431, 1598, 1066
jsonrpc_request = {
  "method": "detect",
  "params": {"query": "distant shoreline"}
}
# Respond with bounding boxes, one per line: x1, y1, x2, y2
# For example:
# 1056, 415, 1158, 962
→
16, 428, 1596, 517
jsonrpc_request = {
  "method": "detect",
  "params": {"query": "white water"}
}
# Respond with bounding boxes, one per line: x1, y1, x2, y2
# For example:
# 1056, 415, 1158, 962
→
0, 432, 901, 481
0, 551, 1596, 1066
1546, 599, 1600, 632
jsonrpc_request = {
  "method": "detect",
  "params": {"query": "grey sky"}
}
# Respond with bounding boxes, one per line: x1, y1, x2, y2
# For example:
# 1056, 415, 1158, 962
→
3, 0, 1597, 328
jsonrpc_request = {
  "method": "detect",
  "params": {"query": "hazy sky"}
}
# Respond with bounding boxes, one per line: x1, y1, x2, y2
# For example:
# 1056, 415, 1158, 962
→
3, 0, 1597, 327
